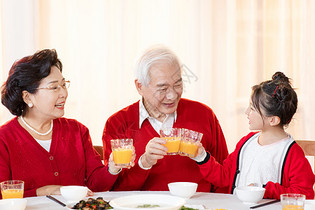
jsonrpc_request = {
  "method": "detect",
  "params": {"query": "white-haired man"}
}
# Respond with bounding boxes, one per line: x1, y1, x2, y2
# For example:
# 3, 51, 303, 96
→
102, 46, 228, 192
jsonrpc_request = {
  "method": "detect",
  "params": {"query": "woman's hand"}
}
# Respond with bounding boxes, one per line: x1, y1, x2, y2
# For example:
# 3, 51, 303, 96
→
36, 185, 61, 196
108, 146, 136, 175
36, 185, 94, 197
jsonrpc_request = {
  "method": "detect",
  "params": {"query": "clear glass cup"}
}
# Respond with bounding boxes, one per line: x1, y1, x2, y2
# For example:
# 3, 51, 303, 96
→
179, 129, 203, 158
160, 128, 181, 155
281, 193, 305, 210
111, 139, 134, 167
0, 180, 24, 199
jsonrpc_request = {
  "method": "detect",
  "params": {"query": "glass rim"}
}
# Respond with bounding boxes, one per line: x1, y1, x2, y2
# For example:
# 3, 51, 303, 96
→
110, 138, 133, 142
0, 180, 24, 185
280, 193, 306, 198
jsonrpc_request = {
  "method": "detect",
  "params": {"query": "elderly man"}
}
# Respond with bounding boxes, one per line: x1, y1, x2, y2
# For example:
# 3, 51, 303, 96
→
102, 46, 228, 192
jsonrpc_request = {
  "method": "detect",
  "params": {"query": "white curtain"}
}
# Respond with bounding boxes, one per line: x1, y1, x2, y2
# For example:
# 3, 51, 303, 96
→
0, 0, 314, 156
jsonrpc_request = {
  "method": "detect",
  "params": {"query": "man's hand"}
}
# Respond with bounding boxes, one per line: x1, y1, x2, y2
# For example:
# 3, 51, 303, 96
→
141, 137, 167, 168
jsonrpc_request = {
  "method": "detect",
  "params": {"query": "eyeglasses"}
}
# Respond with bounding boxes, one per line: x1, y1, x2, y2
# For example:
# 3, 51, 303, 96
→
37, 80, 70, 92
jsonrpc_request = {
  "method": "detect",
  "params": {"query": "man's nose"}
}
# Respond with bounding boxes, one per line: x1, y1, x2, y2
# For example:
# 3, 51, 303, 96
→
165, 87, 177, 100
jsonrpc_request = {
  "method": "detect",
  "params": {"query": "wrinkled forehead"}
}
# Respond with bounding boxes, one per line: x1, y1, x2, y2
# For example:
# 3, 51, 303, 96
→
148, 62, 182, 84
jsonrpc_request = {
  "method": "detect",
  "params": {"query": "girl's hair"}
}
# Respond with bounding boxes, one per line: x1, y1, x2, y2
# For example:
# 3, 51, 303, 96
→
251, 71, 298, 126
135, 45, 181, 86
1, 49, 62, 116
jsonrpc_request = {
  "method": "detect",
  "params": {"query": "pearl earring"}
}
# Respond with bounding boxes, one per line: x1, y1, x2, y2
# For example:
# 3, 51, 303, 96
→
28, 103, 33, 108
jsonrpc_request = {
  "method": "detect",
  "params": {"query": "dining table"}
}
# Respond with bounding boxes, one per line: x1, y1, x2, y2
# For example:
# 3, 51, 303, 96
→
24, 191, 282, 210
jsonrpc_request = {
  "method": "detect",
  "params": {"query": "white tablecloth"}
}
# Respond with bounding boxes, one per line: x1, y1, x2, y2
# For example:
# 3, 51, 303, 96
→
25, 191, 282, 210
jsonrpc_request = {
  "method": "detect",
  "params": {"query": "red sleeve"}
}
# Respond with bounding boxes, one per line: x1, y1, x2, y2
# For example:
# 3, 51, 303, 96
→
81, 124, 118, 192
206, 112, 229, 164
264, 143, 315, 199
199, 132, 256, 193
198, 151, 236, 188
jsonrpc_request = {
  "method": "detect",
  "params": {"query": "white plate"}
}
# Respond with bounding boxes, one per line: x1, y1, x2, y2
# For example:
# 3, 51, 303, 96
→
109, 194, 186, 210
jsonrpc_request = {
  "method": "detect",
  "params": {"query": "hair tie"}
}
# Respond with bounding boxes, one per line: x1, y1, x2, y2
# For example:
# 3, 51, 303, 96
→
272, 86, 279, 97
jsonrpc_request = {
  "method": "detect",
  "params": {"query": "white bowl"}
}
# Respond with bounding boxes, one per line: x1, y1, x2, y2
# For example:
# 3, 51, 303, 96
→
110, 194, 186, 210
0, 198, 27, 210
60, 185, 88, 203
168, 182, 198, 199
305, 200, 315, 210
235, 186, 265, 204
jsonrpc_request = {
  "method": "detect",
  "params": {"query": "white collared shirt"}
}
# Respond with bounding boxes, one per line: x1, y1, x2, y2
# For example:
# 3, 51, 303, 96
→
139, 99, 177, 134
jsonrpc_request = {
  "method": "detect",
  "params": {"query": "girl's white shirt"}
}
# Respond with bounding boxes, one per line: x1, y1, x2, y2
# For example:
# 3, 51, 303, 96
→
237, 132, 294, 188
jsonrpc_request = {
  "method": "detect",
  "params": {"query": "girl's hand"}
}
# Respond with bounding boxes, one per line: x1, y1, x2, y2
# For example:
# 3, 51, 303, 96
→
191, 142, 207, 162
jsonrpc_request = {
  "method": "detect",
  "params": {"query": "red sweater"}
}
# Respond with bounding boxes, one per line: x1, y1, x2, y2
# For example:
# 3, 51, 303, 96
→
0, 117, 117, 198
102, 98, 229, 192
198, 132, 315, 199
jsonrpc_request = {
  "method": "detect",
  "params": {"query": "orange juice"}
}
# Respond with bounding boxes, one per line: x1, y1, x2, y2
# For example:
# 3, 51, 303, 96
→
1, 189, 23, 199
163, 137, 180, 154
282, 205, 303, 210
113, 148, 133, 165
179, 141, 198, 157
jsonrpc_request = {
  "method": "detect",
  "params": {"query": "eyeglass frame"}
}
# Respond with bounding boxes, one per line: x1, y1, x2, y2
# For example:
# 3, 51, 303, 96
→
36, 80, 70, 92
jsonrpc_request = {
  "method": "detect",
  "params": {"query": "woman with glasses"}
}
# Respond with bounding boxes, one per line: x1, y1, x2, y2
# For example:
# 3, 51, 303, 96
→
0, 49, 122, 198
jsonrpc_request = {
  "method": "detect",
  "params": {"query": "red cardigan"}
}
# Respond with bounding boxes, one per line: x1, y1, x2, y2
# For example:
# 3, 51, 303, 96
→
0, 117, 117, 198
198, 132, 315, 199
102, 98, 229, 192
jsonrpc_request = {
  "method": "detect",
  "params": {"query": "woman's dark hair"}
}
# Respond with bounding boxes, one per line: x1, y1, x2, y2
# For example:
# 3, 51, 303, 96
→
251, 72, 298, 126
1, 49, 62, 116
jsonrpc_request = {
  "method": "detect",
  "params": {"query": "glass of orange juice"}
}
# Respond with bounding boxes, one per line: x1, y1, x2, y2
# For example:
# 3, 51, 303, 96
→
111, 139, 134, 167
281, 193, 305, 210
160, 128, 181, 155
0, 180, 24, 199
179, 129, 203, 158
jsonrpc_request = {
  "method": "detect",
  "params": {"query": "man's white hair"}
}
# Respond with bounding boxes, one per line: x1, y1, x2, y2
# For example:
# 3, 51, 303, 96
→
135, 45, 181, 86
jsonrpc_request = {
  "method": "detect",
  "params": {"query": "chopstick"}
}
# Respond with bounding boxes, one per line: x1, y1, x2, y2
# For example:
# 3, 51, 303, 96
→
250, 200, 279, 209
46, 195, 67, 207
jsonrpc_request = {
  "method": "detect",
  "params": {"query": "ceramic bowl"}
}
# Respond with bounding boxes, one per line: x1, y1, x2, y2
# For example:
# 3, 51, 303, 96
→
168, 182, 198, 199
0, 198, 27, 210
60, 185, 88, 203
235, 186, 265, 204
304, 199, 315, 210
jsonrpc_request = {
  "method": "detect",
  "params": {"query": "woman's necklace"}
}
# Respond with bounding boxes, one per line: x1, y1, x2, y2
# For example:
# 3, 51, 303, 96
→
20, 116, 53, 136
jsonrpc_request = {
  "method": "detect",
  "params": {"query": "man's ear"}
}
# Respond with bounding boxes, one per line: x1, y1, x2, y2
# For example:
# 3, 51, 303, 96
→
135, 79, 143, 96
269, 116, 281, 126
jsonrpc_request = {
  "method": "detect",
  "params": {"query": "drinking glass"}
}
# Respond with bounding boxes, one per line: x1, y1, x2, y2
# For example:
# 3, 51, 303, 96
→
179, 129, 203, 158
0, 180, 24, 199
160, 128, 181, 155
111, 139, 134, 167
281, 193, 305, 210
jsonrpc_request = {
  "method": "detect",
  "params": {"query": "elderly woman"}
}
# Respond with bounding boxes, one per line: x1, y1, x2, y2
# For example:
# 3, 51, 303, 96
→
0, 49, 121, 198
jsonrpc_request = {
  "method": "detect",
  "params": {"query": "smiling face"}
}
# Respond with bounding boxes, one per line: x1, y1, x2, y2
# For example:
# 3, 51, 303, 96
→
136, 62, 183, 117
26, 66, 68, 120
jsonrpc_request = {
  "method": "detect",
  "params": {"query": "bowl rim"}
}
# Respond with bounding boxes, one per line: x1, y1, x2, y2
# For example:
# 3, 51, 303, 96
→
235, 186, 266, 191
168, 182, 198, 186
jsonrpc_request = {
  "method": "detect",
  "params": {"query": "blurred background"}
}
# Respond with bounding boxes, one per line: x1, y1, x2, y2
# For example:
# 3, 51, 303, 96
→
0, 0, 314, 158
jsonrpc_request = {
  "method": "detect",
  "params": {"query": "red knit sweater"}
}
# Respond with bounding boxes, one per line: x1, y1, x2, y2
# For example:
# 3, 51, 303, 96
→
0, 117, 117, 198
102, 98, 229, 192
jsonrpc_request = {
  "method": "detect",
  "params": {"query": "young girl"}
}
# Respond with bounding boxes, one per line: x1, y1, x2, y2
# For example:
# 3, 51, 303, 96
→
193, 72, 315, 199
